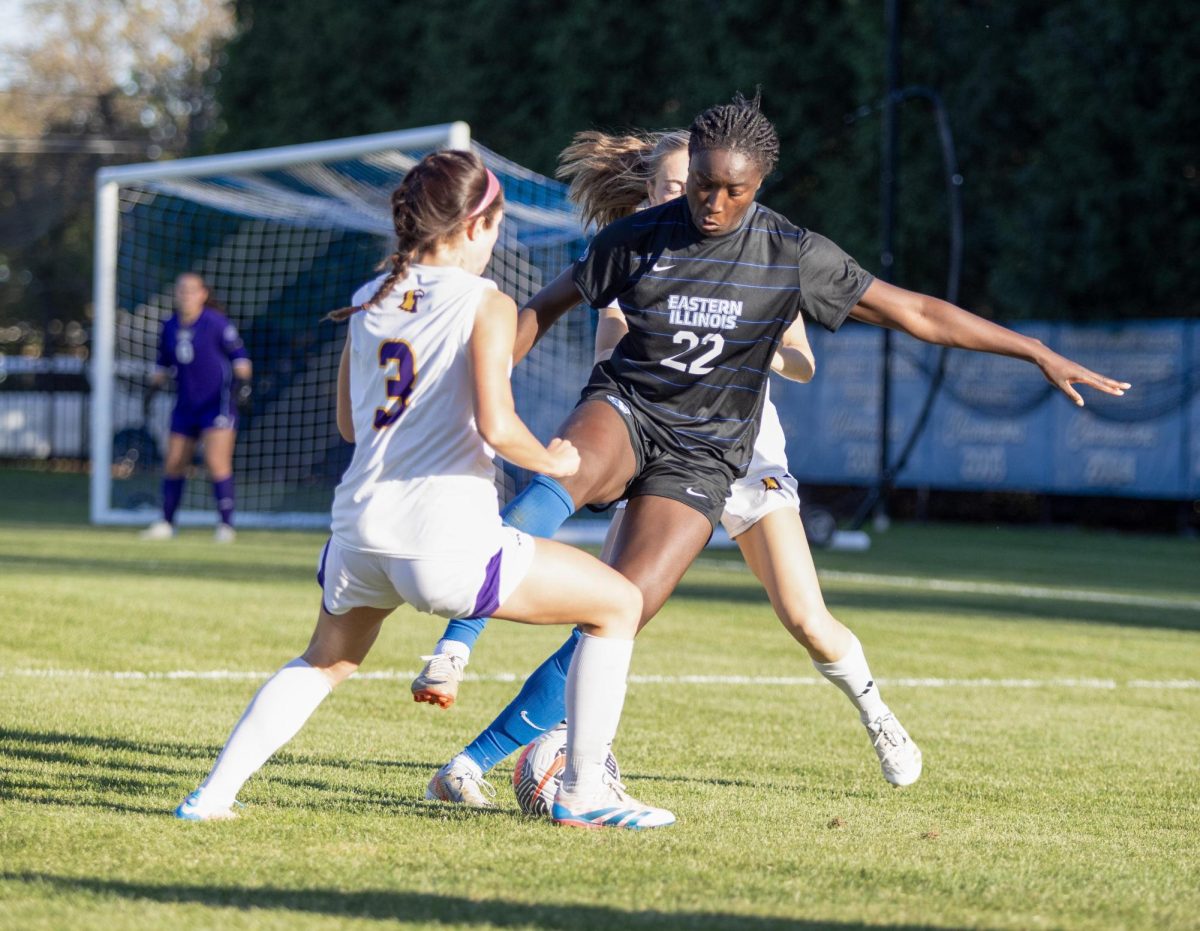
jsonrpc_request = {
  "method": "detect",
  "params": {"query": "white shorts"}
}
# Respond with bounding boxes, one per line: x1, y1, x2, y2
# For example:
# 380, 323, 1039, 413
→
317, 527, 536, 619
719, 470, 801, 539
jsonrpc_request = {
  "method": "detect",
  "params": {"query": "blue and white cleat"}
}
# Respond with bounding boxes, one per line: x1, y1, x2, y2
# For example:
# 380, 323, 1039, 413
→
173, 788, 239, 821
551, 777, 675, 830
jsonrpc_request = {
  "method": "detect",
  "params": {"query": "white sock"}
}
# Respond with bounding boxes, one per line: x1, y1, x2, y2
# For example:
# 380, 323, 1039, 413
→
199, 658, 332, 809
812, 634, 889, 725
561, 633, 634, 798
447, 751, 483, 776
434, 639, 471, 662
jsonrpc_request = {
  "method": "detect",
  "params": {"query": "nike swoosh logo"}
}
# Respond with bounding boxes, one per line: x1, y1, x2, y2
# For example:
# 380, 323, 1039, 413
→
520, 711, 546, 731
651, 262, 676, 271
685, 486, 707, 499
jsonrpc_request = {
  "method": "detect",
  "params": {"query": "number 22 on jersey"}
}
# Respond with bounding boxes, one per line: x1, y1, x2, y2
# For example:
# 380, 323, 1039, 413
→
374, 339, 417, 430
661, 330, 724, 375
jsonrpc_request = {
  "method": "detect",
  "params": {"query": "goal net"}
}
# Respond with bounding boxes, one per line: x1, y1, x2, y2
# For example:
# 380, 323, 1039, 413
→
90, 123, 592, 528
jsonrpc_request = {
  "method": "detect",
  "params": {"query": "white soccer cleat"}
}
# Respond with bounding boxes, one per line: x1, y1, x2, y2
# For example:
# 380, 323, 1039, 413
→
139, 519, 175, 540
173, 788, 238, 822
551, 774, 675, 830
410, 653, 465, 708
213, 523, 237, 544
866, 712, 923, 787
425, 757, 496, 808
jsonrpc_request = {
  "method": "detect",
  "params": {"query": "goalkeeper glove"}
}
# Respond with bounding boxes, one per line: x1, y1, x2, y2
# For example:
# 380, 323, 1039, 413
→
234, 377, 253, 416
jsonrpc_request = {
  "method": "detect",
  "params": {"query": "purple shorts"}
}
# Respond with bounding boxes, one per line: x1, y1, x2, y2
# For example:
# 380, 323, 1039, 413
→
170, 400, 237, 439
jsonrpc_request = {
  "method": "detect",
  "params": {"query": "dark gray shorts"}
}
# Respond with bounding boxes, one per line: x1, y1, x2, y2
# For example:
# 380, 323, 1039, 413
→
578, 388, 735, 529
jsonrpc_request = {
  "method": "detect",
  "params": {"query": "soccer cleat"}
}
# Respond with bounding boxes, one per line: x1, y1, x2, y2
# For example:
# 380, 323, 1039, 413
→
173, 788, 238, 822
425, 758, 496, 808
139, 519, 175, 540
866, 712, 923, 787
410, 653, 466, 708
551, 775, 675, 830
214, 523, 237, 544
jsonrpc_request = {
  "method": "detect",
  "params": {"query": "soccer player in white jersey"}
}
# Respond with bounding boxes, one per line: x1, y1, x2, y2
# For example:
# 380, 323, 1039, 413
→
173, 149, 674, 830
415, 130, 921, 789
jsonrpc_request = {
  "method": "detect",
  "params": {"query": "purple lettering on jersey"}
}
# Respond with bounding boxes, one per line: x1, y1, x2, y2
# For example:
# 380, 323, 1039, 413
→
373, 339, 417, 430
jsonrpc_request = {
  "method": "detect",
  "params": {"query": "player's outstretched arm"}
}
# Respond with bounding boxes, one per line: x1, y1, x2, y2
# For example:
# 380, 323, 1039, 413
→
850, 280, 1131, 407
513, 267, 584, 365
472, 290, 580, 478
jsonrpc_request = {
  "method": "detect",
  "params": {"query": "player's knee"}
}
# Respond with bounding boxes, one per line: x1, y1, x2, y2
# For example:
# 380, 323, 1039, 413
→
779, 600, 835, 644
301, 654, 357, 687
599, 581, 641, 639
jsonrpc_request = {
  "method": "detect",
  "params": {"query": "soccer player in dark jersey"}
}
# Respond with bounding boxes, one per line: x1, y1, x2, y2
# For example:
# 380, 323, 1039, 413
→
418, 92, 1130, 809
141, 273, 252, 543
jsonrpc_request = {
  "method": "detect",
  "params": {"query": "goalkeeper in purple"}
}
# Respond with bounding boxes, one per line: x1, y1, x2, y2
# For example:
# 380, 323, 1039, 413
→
141, 273, 252, 543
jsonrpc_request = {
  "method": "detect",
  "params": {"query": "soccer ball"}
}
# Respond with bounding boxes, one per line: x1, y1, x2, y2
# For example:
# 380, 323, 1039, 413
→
512, 721, 620, 817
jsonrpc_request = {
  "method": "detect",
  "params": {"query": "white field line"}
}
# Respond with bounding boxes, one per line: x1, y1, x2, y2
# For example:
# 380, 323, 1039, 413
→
690, 559, 1200, 613
1, 668, 1197, 690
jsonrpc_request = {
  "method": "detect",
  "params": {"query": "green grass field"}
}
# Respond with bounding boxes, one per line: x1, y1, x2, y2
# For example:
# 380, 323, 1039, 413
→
1, 471, 1198, 930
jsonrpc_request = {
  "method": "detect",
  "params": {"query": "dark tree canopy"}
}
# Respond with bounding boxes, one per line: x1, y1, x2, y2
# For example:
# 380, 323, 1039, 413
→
189, 1, 1200, 320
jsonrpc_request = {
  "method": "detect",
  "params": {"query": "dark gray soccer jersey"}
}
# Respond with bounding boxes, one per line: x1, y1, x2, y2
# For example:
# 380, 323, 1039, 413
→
573, 196, 873, 474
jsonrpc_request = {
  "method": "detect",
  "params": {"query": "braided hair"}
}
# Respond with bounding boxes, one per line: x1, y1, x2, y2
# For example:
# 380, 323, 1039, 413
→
327, 149, 503, 321
688, 90, 780, 178
556, 129, 690, 229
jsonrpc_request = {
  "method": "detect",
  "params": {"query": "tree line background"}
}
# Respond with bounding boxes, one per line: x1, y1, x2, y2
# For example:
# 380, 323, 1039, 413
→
1, 0, 1197, 356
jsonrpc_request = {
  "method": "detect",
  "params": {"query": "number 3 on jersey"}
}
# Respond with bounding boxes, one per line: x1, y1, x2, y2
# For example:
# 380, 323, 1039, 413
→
661, 330, 724, 375
374, 339, 417, 430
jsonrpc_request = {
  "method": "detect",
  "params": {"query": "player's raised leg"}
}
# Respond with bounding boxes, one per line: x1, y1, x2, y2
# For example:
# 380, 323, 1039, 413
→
175, 603, 390, 820
411, 474, 577, 708
736, 506, 921, 786
414, 396, 636, 710
489, 536, 674, 829
551, 494, 708, 828
427, 492, 711, 818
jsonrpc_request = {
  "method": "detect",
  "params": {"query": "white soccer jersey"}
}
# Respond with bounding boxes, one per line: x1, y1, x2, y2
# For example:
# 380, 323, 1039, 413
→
743, 381, 788, 477
330, 264, 502, 557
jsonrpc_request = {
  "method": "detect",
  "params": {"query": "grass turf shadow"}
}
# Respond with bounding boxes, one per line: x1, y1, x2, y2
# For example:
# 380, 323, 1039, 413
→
0, 725, 518, 821
1, 872, 955, 931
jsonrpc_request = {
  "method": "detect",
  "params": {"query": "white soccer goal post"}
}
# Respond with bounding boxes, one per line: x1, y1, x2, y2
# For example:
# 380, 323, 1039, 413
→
90, 123, 594, 529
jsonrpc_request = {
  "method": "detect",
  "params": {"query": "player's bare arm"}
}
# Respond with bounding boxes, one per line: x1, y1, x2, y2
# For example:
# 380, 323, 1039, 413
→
471, 289, 579, 478
850, 279, 1131, 407
513, 267, 582, 364
771, 313, 815, 383
593, 305, 630, 364
335, 336, 353, 443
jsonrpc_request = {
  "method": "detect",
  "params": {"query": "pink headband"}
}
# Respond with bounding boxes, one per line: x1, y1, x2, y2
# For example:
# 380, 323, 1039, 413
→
468, 168, 502, 217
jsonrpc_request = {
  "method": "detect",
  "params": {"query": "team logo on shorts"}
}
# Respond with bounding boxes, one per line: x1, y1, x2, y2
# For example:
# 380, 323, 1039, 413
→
605, 395, 631, 416
213, 415, 233, 430
761, 476, 783, 491
398, 288, 425, 313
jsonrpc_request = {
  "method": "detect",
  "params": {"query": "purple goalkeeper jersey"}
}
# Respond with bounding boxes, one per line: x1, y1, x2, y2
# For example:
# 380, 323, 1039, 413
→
156, 306, 248, 410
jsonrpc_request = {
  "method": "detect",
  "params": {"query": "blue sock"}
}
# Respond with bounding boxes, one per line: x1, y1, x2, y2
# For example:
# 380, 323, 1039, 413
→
463, 627, 581, 773
441, 475, 576, 648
